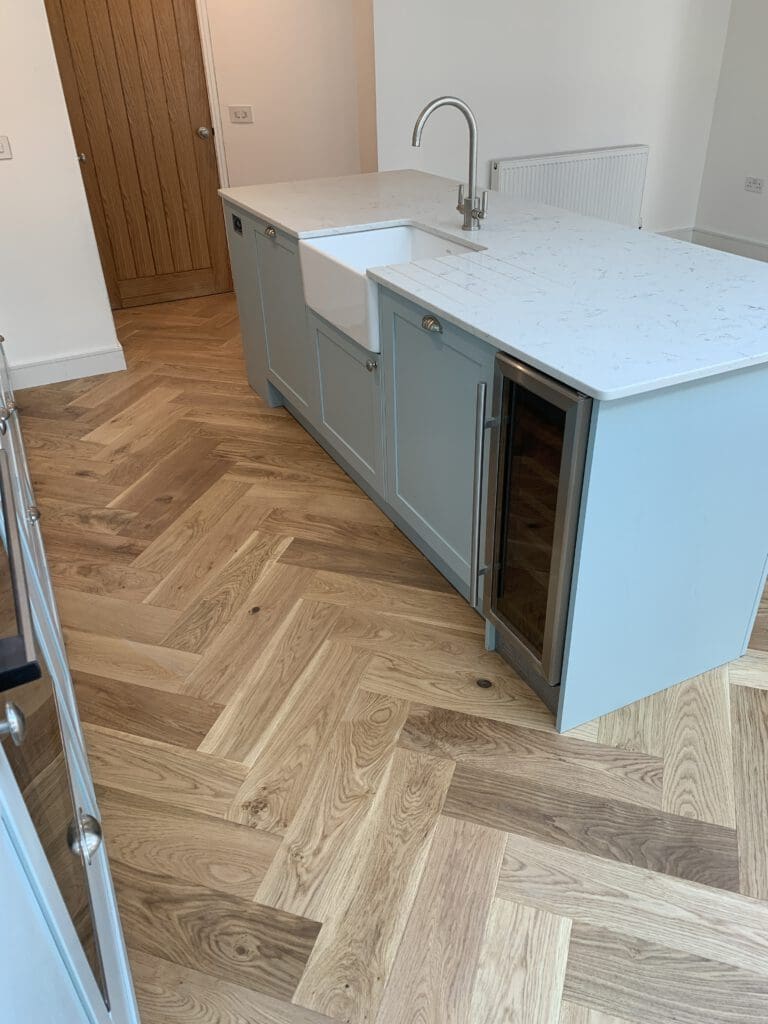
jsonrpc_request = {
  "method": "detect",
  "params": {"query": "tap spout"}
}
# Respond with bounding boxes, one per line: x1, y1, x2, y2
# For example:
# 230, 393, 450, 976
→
411, 96, 479, 211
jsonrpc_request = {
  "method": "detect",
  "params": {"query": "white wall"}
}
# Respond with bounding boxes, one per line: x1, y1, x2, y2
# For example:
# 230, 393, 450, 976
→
206, 0, 377, 187
696, 0, 768, 258
0, 0, 124, 389
373, 0, 732, 234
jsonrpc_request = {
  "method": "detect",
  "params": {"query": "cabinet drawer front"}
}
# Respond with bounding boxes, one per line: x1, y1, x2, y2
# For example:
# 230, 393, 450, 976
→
312, 314, 383, 490
381, 292, 494, 587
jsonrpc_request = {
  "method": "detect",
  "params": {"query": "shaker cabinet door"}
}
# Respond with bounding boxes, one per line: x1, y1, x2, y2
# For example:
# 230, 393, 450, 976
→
254, 226, 317, 415
311, 312, 384, 492
380, 291, 495, 595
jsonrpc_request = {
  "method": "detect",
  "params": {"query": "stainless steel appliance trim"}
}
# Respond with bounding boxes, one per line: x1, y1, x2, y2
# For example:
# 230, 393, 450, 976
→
482, 353, 592, 686
469, 380, 488, 609
0, 447, 38, 673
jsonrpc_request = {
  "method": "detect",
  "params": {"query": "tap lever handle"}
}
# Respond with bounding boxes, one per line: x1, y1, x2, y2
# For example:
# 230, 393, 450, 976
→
457, 183, 465, 212
481, 190, 490, 218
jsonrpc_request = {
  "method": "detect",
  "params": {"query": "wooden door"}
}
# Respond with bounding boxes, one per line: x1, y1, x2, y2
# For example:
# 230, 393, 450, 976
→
45, 0, 231, 308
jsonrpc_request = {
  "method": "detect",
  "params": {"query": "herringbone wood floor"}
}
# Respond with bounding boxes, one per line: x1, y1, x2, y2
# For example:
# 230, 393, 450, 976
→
20, 294, 768, 1024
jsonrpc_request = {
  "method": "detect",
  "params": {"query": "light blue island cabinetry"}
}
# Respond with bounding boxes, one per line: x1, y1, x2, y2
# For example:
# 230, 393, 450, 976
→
224, 198, 489, 599
221, 191, 768, 731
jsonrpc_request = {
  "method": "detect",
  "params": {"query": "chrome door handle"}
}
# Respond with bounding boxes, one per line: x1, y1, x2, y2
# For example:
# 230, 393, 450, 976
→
421, 315, 442, 334
196, 126, 211, 140
67, 812, 103, 865
265, 225, 277, 239
469, 381, 491, 609
365, 359, 378, 372
0, 703, 26, 746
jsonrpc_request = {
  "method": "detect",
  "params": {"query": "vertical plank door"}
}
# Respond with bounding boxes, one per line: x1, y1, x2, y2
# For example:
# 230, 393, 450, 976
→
45, 0, 231, 308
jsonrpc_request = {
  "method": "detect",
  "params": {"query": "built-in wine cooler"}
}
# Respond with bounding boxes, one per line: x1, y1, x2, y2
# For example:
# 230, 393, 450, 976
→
483, 353, 592, 692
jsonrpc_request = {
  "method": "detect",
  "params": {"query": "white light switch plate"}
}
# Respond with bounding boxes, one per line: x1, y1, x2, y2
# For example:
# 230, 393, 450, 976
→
0, 136, 12, 160
228, 105, 253, 124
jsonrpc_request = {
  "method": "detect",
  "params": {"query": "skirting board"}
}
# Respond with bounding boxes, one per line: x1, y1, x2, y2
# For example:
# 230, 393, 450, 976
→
659, 227, 768, 264
660, 227, 694, 242
10, 346, 126, 390
691, 228, 768, 263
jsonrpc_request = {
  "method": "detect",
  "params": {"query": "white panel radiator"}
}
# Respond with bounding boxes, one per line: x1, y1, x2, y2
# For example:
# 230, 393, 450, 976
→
490, 145, 649, 228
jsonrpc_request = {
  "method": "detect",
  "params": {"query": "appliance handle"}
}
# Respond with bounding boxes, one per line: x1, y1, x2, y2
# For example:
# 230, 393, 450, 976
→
0, 446, 40, 692
469, 381, 488, 608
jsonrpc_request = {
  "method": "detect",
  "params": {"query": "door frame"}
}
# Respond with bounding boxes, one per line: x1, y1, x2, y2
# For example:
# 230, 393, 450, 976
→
194, 0, 230, 188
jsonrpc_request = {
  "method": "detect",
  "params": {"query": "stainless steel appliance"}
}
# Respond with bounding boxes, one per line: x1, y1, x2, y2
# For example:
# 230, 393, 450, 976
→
483, 353, 592, 696
0, 336, 138, 1022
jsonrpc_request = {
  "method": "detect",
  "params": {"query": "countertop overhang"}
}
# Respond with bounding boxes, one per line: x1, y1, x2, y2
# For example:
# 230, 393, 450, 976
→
220, 170, 768, 401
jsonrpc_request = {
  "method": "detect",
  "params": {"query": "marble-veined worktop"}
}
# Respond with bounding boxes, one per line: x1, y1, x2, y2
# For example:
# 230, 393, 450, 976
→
220, 169, 768, 400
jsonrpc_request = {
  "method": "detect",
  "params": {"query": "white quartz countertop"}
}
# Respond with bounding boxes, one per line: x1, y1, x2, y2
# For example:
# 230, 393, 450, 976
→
220, 170, 768, 400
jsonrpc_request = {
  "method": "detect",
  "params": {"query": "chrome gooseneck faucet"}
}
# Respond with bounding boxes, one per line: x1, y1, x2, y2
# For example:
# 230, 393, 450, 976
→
411, 96, 489, 231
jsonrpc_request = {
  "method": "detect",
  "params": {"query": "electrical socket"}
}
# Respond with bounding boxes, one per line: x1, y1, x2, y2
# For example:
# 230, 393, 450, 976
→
228, 106, 253, 124
745, 176, 764, 194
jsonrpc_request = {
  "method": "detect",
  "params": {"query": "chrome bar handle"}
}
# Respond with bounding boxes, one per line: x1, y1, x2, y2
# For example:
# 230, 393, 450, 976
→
470, 381, 488, 609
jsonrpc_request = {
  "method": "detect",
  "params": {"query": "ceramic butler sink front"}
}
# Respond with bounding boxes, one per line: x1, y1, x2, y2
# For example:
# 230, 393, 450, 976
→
299, 225, 479, 352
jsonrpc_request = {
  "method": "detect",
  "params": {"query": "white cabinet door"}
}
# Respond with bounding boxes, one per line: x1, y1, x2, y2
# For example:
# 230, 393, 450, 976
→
0, 751, 111, 1024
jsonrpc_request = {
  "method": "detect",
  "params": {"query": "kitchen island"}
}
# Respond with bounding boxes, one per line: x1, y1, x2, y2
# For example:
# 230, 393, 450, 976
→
220, 170, 768, 730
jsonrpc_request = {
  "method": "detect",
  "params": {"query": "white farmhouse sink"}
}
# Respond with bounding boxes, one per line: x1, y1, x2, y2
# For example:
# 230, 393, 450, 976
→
299, 225, 480, 352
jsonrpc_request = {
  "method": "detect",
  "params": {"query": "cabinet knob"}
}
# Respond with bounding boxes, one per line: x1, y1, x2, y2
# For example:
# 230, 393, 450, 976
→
265, 225, 277, 239
0, 702, 26, 746
365, 358, 378, 373
421, 315, 442, 334
26, 505, 41, 524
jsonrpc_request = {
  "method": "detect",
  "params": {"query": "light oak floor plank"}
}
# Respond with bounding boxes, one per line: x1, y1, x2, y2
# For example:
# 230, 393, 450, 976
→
65, 628, 200, 693
564, 924, 768, 1024
469, 898, 571, 1024
498, 832, 768, 977
198, 600, 342, 759
293, 749, 454, 1023
84, 724, 247, 819
375, 816, 506, 1024
729, 649, 768, 690
75, 673, 222, 749
256, 690, 410, 919
183, 562, 315, 705
56, 587, 180, 645
559, 1005, 635, 1024
129, 951, 338, 1024
227, 642, 371, 833
98, 787, 281, 899
445, 765, 740, 890
662, 668, 736, 828
731, 684, 768, 900
399, 703, 663, 810
112, 862, 320, 1001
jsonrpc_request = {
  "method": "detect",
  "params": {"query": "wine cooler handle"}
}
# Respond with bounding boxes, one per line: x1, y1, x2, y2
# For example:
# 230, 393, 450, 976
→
470, 381, 490, 609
